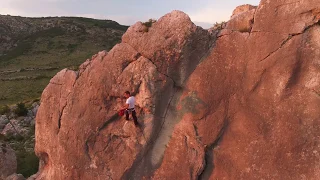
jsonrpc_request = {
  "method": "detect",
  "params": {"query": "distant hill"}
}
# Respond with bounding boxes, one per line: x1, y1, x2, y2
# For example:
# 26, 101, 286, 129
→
0, 15, 128, 105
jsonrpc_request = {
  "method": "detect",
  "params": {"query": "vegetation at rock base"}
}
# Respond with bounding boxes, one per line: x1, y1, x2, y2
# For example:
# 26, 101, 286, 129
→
14, 103, 28, 117
4, 126, 38, 177
16, 147, 38, 177
1, 102, 39, 177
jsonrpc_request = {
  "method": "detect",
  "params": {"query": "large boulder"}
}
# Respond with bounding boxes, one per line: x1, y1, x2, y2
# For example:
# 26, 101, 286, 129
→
34, 0, 320, 179
34, 10, 214, 180
0, 143, 17, 180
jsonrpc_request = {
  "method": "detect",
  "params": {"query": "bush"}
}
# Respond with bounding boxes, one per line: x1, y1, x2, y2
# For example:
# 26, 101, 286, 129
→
0, 41, 32, 61
0, 105, 10, 115
212, 21, 226, 31
14, 103, 28, 117
142, 19, 157, 32
142, 19, 156, 28
4, 133, 24, 142
16, 148, 39, 177
68, 65, 79, 71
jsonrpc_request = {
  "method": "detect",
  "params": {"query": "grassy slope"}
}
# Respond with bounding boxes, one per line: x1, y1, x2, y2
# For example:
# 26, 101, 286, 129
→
0, 17, 128, 105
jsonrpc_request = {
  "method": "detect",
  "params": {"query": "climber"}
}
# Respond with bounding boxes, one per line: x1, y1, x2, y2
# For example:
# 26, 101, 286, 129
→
121, 91, 139, 127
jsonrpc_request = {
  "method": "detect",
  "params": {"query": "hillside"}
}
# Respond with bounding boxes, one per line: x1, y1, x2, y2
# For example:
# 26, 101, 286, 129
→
0, 15, 128, 105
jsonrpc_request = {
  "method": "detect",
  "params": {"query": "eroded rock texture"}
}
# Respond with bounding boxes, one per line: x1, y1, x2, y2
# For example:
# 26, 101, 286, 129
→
35, 0, 320, 179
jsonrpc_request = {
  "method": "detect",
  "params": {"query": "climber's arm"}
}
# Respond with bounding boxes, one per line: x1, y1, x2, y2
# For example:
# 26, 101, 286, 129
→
122, 103, 129, 110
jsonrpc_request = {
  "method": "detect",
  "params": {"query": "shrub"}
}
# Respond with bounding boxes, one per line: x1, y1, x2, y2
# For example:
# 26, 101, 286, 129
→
0, 105, 10, 115
212, 21, 226, 31
142, 19, 156, 28
142, 19, 157, 32
4, 133, 24, 142
68, 65, 79, 71
0, 41, 32, 61
16, 148, 39, 177
14, 103, 28, 117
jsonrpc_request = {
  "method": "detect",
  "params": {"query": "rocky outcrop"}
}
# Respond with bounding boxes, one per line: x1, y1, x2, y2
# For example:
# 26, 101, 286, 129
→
231, 4, 257, 18
1, 103, 38, 137
0, 143, 17, 180
35, 10, 214, 180
226, 5, 256, 32
35, 0, 320, 179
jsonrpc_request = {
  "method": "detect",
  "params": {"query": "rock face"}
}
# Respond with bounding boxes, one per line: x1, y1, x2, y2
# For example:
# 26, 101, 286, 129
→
0, 143, 17, 180
35, 0, 320, 179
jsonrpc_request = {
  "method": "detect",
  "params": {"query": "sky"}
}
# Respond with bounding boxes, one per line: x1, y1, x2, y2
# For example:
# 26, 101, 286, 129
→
0, 0, 260, 28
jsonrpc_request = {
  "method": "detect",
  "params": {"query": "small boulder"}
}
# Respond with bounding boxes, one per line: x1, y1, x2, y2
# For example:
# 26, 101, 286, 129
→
31, 103, 39, 117
0, 143, 17, 180
0, 115, 9, 130
6, 173, 25, 180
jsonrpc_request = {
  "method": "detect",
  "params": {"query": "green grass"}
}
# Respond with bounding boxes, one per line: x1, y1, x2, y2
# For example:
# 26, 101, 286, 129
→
0, 105, 10, 115
0, 78, 52, 105
0, 28, 65, 62
16, 148, 39, 177
65, 17, 129, 31
0, 17, 127, 105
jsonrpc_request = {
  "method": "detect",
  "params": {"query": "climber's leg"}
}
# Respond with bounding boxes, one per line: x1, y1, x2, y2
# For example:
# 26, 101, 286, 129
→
125, 110, 130, 120
132, 110, 139, 126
